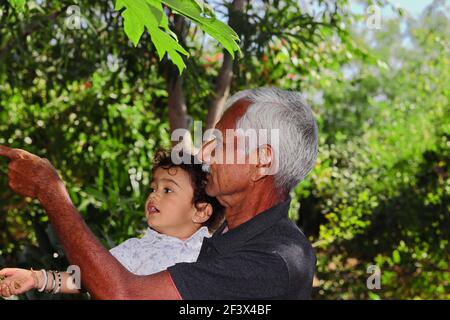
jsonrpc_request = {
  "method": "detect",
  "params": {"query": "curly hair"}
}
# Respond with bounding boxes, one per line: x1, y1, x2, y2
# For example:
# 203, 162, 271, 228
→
152, 150, 225, 232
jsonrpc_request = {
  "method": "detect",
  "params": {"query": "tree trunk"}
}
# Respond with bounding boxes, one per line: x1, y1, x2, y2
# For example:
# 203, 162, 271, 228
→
165, 16, 191, 148
166, 0, 245, 149
167, 72, 188, 132
205, 0, 245, 130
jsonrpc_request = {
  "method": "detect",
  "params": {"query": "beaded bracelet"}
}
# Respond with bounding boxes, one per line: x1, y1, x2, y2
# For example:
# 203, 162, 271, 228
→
53, 271, 62, 294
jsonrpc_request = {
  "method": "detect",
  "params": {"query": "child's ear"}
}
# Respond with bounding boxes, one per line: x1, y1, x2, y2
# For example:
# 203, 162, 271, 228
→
192, 202, 213, 224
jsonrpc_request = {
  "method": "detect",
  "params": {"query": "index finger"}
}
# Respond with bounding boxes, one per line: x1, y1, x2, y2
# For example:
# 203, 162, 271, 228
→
0, 145, 19, 160
0, 268, 14, 277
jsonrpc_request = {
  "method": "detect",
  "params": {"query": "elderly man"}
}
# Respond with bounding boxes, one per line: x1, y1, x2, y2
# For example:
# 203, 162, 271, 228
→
0, 87, 318, 299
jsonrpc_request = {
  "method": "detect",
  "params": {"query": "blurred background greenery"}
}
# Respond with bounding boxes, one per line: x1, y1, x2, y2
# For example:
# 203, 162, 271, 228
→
0, 0, 448, 299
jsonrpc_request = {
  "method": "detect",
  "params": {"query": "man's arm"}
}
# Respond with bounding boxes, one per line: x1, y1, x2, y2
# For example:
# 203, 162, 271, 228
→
0, 146, 181, 299
39, 182, 181, 299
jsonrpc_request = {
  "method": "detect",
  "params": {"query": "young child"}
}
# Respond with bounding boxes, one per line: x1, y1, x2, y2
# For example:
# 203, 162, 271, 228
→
0, 151, 224, 297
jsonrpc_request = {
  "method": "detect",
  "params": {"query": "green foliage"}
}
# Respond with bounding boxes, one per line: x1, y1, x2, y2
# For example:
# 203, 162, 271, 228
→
6, 0, 24, 10
112, 0, 241, 73
295, 7, 450, 299
5, 0, 240, 74
114, 0, 190, 73
160, 0, 240, 58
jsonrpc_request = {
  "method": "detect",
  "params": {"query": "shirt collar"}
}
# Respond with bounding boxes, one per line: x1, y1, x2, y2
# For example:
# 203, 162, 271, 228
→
211, 197, 291, 253
143, 226, 211, 243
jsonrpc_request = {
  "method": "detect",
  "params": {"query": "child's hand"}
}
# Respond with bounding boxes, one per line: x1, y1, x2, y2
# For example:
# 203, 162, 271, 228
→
0, 268, 38, 297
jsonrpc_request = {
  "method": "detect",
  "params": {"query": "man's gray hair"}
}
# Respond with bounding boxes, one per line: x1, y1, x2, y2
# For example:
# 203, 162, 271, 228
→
223, 87, 318, 194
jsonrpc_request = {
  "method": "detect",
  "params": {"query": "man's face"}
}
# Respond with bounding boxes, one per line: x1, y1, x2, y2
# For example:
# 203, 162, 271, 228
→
199, 100, 253, 201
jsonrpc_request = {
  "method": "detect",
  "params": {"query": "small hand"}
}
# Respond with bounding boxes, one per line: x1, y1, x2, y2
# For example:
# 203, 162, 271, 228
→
0, 145, 62, 200
0, 268, 38, 298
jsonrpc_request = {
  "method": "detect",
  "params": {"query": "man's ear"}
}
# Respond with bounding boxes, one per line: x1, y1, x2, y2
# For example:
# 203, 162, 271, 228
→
192, 202, 213, 224
250, 144, 274, 182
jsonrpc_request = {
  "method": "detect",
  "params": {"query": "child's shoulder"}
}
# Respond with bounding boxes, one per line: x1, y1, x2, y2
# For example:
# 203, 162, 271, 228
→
110, 238, 134, 251
110, 233, 146, 252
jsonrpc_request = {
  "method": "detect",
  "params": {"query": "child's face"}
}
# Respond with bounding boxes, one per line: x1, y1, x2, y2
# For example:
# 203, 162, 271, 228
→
145, 167, 201, 238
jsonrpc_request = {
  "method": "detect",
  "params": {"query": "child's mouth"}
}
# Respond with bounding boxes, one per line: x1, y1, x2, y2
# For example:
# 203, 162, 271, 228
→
147, 204, 160, 215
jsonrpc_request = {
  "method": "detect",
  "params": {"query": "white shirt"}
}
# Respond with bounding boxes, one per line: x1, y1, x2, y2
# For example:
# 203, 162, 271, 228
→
109, 226, 211, 275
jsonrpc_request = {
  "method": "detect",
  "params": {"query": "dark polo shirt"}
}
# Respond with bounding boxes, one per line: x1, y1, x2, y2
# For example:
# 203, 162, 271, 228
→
168, 198, 316, 299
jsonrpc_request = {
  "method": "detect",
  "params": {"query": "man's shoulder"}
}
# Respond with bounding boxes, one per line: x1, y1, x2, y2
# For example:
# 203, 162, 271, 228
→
249, 217, 313, 250
244, 217, 316, 274
234, 217, 315, 298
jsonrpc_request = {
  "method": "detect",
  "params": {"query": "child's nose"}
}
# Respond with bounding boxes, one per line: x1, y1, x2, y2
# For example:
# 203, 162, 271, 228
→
149, 192, 159, 201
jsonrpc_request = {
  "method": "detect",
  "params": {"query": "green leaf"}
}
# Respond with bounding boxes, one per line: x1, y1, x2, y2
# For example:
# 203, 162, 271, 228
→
148, 1, 178, 40
7, 0, 26, 11
192, 0, 205, 11
160, 0, 241, 58
115, 0, 148, 46
115, 0, 240, 72
392, 250, 401, 264
115, 0, 189, 73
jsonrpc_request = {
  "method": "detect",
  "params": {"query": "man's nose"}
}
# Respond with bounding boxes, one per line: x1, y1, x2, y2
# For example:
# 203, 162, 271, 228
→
198, 139, 216, 164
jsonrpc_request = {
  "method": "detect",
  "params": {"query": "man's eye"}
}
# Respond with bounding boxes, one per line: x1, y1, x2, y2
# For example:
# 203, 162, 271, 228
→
164, 188, 173, 193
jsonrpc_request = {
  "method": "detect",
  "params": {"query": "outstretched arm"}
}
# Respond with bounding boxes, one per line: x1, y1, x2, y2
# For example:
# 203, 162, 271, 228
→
0, 146, 181, 300
0, 268, 81, 297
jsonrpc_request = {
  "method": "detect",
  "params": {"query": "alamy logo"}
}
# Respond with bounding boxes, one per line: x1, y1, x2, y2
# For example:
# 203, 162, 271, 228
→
366, 5, 382, 30
66, 265, 81, 290
65, 5, 81, 30
171, 121, 280, 175
366, 265, 381, 290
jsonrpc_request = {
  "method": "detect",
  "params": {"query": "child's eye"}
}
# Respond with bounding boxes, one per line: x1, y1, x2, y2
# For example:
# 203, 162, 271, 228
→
164, 188, 173, 193
149, 187, 156, 193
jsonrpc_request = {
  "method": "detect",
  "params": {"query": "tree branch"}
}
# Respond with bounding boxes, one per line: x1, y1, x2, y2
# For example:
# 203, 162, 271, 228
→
205, 0, 245, 130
